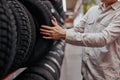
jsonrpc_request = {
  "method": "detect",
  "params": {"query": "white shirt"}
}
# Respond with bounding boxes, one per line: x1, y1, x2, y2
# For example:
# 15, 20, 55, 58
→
65, 1, 120, 80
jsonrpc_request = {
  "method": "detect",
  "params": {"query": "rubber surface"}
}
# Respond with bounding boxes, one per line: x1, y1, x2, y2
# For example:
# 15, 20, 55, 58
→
43, 0, 64, 25
14, 66, 55, 80
19, 0, 54, 65
0, 0, 17, 78
8, 0, 32, 70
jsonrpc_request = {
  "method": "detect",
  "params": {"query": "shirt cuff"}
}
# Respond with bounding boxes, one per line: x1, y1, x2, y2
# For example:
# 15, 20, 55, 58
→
65, 29, 87, 46
65, 29, 77, 42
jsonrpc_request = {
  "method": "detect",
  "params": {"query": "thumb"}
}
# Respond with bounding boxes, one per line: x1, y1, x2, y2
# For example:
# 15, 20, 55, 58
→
52, 16, 57, 23
51, 19, 58, 26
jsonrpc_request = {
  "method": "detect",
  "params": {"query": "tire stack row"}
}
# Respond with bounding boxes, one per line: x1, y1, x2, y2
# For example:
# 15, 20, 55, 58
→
0, 0, 66, 79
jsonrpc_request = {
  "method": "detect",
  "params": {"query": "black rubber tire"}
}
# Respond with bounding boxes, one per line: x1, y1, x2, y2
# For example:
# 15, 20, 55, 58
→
42, 1, 64, 25
34, 60, 58, 80
48, 0, 66, 20
18, 0, 54, 65
47, 40, 65, 65
39, 59, 60, 80
16, 40, 65, 80
14, 66, 55, 80
45, 53, 61, 69
0, 0, 17, 79
49, 0, 63, 12
60, 10, 66, 20
20, 2, 36, 67
53, 40, 65, 57
8, 0, 32, 70
14, 72, 46, 80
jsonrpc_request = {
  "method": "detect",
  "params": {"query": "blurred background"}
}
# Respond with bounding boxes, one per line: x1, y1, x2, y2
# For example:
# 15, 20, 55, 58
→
64, 0, 99, 28
60, 0, 99, 80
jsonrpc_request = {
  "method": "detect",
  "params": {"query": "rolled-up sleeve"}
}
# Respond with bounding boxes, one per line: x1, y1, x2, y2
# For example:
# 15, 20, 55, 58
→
65, 13, 120, 47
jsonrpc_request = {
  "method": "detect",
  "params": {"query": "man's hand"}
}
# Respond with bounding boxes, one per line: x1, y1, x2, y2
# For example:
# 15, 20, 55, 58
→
40, 17, 66, 40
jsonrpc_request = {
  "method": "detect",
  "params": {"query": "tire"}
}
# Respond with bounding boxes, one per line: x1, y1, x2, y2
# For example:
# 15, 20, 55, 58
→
20, 2, 36, 67
0, 0, 17, 78
14, 66, 55, 80
39, 59, 60, 80
8, 0, 32, 70
54, 40, 65, 58
18, 0, 54, 65
45, 53, 61, 69
42, 1, 64, 25
35, 60, 59, 80
60, 10, 66, 20
14, 73, 46, 80
47, 40, 65, 65
49, 0, 66, 20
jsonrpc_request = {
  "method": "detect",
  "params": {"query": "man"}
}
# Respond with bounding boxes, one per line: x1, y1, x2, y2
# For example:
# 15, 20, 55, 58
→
40, 0, 120, 79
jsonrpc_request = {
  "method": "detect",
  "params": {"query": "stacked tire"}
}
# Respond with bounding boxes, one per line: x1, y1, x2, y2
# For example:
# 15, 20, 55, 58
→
48, 0, 66, 20
0, 0, 66, 80
0, 0, 17, 78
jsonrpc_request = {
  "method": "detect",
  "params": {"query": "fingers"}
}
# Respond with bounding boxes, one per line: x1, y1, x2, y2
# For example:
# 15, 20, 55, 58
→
40, 31, 51, 36
40, 29, 52, 33
51, 20, 57, 26
43, 36, 53, 39
40, 28, 53, 36
40, 29, 53, 39
52, 16, 58, 26
40, 25, 54, 37
41, 25, 53, 30
52, 16, 57, 23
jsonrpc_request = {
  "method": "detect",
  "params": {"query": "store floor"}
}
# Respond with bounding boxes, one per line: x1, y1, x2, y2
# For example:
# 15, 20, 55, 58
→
60, 43, 83, 80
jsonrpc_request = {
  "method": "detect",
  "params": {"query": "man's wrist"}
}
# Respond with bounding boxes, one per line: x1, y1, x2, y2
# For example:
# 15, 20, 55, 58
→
61, 30, 66, 39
